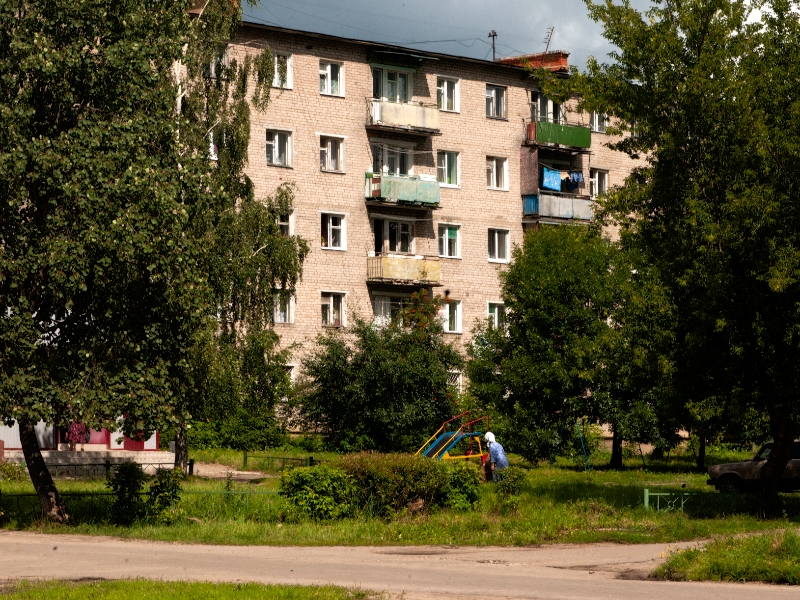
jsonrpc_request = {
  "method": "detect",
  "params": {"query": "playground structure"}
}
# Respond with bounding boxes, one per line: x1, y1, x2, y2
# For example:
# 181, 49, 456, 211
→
416, 412, 490, 463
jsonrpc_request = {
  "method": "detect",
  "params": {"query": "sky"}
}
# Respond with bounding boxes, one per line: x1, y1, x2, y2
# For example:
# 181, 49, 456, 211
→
243, 0, 654, 71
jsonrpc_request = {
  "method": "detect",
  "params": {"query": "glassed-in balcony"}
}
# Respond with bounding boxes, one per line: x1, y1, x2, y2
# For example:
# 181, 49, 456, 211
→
526, 120, 591, 148
366, 99, 440, 135
367, 254, 442, 286
523, 193, 593, 221
365, 173, 440, 207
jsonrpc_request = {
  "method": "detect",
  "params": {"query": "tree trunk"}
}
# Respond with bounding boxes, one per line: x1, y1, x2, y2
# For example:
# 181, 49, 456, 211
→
174, 422, 188, 473
19, 421, 69, 523
609, 426, 623, 469
696, 434, 706, 471
761, 418, 796, 509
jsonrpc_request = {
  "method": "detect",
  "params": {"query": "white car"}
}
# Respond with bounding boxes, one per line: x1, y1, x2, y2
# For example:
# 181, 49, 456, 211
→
707, 441, 800, 493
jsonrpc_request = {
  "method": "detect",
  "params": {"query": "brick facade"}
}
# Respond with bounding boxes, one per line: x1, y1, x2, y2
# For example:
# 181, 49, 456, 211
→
232, 24, 644, 371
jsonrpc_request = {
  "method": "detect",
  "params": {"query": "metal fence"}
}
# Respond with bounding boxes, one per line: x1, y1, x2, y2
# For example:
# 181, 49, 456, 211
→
241, 453, 318, 471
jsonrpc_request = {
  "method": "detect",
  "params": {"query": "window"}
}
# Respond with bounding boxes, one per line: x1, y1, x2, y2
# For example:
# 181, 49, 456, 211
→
321, 213, 345, 249
447, 371, 463, 393
273, 291, 294, 324
533, 93, 564, 124
441, 299, 462, 334
372, 143, 411, 177
272, 53, 292, 88
486, 156, 507, 190
488, 229, 509, 262
373, 295, 407, 327
438, 224, 460, 258
437, 77, 459, 111
373, 218, 413, 254
486, 85, 506, 118
437, 151, 459, 186
488, 303, 506, 328
321, 292, 344, 327
205, 48, 230, 80
266, 130, 291, 167
589, 169, 608, 198
372, 67, 411, 103
589, 111, 607, 133
320, 136, 343, 172
277, 212, 293, 237
319, 61, 343, 96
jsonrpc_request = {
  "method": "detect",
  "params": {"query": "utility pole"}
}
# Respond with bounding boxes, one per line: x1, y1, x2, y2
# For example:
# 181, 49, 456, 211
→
488, 30, 497, 61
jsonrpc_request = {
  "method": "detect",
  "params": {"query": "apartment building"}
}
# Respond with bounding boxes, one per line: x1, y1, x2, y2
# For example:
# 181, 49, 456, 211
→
231, 23, 642, 374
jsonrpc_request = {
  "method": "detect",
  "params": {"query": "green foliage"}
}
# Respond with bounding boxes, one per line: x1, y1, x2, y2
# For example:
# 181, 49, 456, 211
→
148, 468, 184, 524
445, 462, 482, 511
655, 530, 800, 584
0, 463, 27, 482
280, 465, 356, 521
296, 290, 463, 452
107, 463, 148, 526
467, 226, 620, 462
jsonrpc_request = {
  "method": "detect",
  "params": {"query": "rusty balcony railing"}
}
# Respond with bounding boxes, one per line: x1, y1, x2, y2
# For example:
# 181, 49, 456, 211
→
367, 254, 442, 285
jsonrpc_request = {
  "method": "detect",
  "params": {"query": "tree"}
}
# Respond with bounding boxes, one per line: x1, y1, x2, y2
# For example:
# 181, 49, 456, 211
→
568, 0, 800, 502
466, 226, 620, 463
0, 1, 200, 521
296, 290, 463, 452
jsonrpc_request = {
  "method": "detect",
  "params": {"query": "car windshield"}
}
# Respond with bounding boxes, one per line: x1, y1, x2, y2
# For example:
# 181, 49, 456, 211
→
754, 445, 772, 461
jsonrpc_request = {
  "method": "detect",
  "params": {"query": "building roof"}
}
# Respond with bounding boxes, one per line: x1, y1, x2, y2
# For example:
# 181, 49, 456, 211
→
498, 51, 570, 73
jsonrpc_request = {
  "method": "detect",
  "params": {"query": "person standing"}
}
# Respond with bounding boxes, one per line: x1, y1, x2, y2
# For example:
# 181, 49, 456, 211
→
484, 431, 508, 481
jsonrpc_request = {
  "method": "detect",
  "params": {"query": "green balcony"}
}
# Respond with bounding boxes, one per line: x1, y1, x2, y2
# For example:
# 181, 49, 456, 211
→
365, 173, 440, 207
527, 121, 591, 149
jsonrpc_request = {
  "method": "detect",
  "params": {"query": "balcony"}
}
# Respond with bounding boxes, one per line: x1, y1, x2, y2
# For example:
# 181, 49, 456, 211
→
366, 99, 440, 135
526, 120, 591, 149
523, 193, 593, 221
367, 254, 442, 286
365, 173, 440, 207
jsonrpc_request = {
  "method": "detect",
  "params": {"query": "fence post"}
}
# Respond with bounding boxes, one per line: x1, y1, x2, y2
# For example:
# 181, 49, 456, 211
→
105, 460, 111, 479
243, 451, 247, 469
644, 488, 649, 510
188, 459, 194, 476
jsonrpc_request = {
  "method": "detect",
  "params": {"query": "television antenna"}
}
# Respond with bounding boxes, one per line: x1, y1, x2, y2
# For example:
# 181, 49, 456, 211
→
543, 26, 555, 53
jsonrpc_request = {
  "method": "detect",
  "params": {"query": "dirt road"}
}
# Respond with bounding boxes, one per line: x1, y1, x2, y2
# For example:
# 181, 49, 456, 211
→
0, 531, 793, 599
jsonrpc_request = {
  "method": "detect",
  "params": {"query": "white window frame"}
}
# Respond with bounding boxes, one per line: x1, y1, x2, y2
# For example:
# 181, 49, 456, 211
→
266, 129, 292, 167
371, 65, 414, 103
532, 92, 565, 124
441, 299, 462, 334
488, 228, 510, 263
272, 53, 293, 89
486, 84, 507, 119
589, 111, 607, 133
373, 294, 410, 327
205, 48, 230, 80
447, 370, 463, 393
486, 156, 508, 190
319, 135, 344, 173
438, 223, 461, 259
370, 138, 415, 177
436, 150, 459, 187
437, 76, 460, 112
320, 212, 347, 251
273, 291, 295, 324
319, 60, 344, 96
321, 291, 346, 327
277, 210, 295, 237
372, 217, 414, 255
487, 302, 506, 328
589, 169, 608, 198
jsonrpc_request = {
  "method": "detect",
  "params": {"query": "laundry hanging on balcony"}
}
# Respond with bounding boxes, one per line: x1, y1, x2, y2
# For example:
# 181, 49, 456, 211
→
566, 171, 584, 190
541, 165, 562, 191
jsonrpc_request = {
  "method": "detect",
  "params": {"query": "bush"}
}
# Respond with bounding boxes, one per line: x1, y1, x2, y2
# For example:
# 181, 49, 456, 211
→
445, 461, 482, 511
107, 462, 148, 525
0, 462, 27, 482
148, 467, 183, 524
495, 466, 527, 515
280, 464, 355, 520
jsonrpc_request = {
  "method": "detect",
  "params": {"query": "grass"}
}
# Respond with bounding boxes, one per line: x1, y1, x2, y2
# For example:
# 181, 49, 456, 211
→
654, 529, 800, 584
189, 448, 340, 473
3, 455, 799, 547
3, 580, 376, 599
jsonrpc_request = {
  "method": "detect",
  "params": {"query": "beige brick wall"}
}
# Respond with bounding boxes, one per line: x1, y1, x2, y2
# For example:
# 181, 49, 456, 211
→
232, 25, 641, 370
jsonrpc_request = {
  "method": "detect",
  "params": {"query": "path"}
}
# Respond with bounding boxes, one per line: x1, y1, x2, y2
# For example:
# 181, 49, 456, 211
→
1, 532, 795, 599
191, 462, 272, 482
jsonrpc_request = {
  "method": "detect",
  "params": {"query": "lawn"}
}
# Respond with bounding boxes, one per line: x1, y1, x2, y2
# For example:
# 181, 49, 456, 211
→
654, 529, 800, 584
3, 448, 799, 547
3, 580, 376, 600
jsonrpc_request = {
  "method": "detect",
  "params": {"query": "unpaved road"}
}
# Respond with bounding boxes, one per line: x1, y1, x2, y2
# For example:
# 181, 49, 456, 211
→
1, 531, 795, 599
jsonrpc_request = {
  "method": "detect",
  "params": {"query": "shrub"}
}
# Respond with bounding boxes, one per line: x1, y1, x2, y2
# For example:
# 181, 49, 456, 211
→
107, 462, 148, 525
280, 464, 355, 520
445, 461, 482, 511
496, 466, 527, 514
148, 467, 184, 524
0, 462, 27, 482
